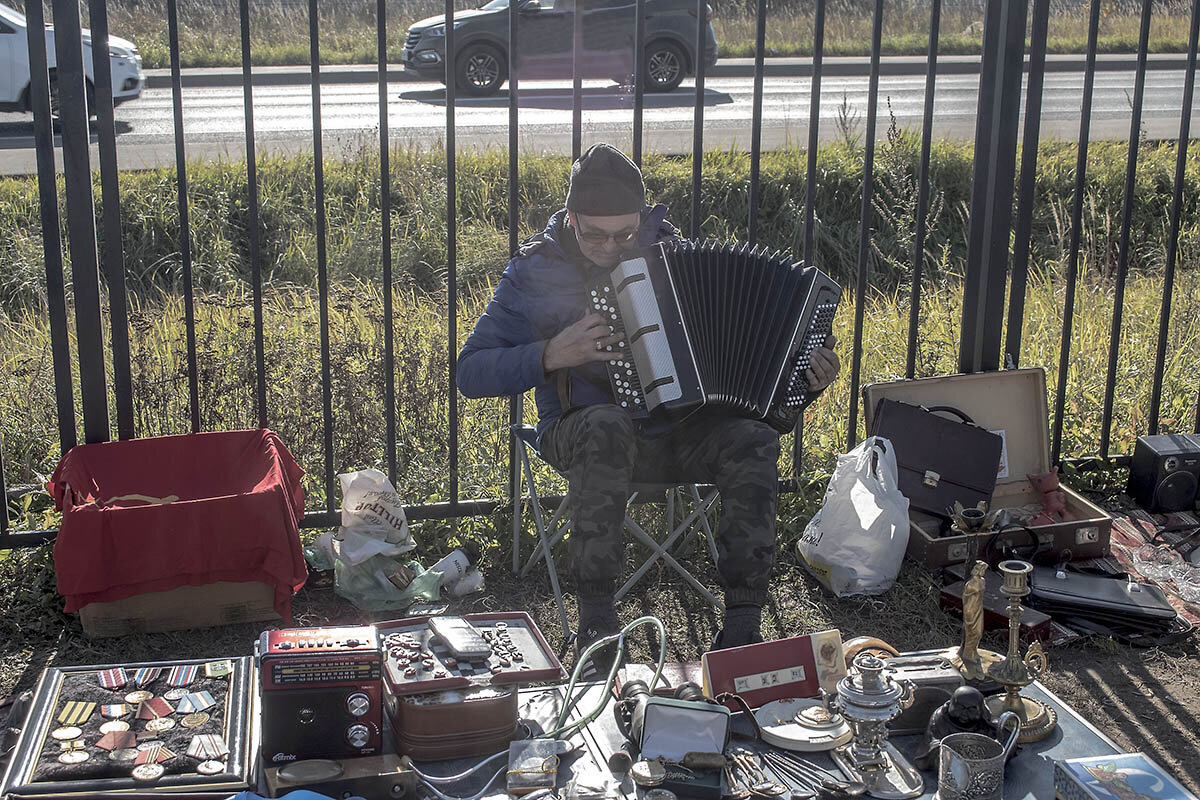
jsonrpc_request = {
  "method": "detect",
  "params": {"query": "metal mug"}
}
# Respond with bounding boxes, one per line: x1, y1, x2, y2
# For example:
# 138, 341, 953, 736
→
934, 712, 1020, 800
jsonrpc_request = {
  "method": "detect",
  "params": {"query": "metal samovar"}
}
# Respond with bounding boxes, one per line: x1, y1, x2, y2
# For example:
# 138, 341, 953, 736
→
831, 653, 923, 799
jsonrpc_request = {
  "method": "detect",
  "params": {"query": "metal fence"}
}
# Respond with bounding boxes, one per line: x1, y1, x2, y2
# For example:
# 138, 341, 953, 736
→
2, 0, 1199, 548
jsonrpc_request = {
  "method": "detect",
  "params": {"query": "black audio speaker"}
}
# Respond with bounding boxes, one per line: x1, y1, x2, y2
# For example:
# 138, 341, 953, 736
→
260, 685, 382, 763
1129, 434, 1200, 513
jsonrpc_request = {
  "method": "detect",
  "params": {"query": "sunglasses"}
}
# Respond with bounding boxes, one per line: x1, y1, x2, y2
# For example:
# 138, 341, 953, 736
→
573, 220, 639, 246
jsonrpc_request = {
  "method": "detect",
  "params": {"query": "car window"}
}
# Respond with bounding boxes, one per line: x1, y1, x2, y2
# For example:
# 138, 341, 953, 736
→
0, 20, 15, 34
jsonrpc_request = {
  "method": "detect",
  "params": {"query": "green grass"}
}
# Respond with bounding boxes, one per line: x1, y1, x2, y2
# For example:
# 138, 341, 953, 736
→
1, 137, 1198, 529
8, 0, 1193, 69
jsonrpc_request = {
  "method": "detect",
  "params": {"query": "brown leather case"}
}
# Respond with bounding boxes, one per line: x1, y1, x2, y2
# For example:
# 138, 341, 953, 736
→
386, 686, 518, 761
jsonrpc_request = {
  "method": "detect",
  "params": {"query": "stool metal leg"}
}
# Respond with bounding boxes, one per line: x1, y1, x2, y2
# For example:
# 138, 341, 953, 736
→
520, 447, 572, 639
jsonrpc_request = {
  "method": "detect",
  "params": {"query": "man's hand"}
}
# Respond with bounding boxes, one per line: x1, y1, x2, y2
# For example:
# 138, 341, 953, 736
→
542, 313, 625, 373
806, 334, 840, 393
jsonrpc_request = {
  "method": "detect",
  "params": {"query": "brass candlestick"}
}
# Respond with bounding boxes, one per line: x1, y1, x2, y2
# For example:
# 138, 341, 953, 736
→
984, 559, 1057, 743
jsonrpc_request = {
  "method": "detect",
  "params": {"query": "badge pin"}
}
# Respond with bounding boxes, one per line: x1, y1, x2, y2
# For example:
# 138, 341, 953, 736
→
204, 660, 233, 678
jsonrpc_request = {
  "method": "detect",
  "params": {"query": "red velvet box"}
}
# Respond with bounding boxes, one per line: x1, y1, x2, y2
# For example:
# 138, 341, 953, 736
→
48, 429, 308, 637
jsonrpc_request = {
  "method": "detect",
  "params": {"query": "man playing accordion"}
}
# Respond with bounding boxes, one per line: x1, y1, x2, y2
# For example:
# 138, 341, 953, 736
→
458, 143, 839, 675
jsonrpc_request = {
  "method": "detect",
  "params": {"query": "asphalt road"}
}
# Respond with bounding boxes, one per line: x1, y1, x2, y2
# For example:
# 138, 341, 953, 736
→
1, 66, 1197, 175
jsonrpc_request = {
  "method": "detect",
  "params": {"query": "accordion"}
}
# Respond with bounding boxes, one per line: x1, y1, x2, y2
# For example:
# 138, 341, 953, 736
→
589, 239, 841, 433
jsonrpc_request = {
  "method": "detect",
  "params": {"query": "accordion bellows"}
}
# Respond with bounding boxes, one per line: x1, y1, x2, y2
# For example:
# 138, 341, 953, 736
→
590, 239, 841, 433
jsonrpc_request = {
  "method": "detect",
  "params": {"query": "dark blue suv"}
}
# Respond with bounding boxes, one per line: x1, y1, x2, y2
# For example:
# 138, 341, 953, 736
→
402, 0, 718, 96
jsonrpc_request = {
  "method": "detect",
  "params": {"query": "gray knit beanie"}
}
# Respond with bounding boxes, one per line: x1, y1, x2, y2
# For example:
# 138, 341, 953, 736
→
565, 143, 646, 216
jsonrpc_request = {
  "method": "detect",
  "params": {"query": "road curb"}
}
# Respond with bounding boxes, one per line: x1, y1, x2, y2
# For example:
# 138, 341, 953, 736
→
144, 52, 1190, 89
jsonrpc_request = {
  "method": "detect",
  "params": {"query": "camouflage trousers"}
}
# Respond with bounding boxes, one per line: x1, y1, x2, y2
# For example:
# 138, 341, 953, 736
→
540, 404, 779, 608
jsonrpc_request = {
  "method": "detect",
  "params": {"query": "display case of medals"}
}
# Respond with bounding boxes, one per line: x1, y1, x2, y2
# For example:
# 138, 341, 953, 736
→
0, 656, 257, 798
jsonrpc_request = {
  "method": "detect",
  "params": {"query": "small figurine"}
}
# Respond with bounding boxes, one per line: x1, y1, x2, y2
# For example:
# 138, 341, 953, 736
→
1027, 467, 1068, 525
913, 686, 1010, 771
959, 561, 987, 680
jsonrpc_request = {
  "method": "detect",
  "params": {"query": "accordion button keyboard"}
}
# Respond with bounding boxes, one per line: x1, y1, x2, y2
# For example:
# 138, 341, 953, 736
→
589, 284, 646, 413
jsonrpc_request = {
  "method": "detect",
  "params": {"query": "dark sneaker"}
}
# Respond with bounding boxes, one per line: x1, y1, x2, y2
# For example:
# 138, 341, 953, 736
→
574, 616, 623, 680
708, 627, 765, 653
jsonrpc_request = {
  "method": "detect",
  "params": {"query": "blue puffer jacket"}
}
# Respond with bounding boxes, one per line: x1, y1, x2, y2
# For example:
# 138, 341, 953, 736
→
457, 204, 679, 443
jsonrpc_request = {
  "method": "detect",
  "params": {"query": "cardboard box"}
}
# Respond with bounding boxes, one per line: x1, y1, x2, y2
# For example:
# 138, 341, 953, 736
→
78, 580, 280, 638
863, 368, 1111, 568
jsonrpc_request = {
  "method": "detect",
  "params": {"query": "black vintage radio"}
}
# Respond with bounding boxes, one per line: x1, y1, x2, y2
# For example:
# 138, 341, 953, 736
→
256, 625, 382, 764
590, 239, 841, 432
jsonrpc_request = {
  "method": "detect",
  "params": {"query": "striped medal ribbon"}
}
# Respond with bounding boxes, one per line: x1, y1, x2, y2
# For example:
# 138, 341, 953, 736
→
57, 701, 96, 726
177, 691, 216, 714
167, 664, 199, 687
97, 668, 128, 689
187, 734, 229, 760
131, 667, 163, 687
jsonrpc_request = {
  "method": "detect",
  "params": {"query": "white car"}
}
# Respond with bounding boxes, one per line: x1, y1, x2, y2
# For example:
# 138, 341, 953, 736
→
0, 2, 143, 117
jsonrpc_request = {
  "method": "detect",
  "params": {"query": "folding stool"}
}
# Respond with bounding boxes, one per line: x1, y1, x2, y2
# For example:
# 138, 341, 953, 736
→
510, 424, 724, 641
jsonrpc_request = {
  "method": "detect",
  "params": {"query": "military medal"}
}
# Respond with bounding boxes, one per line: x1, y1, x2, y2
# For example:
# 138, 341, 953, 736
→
204, 660, 233, 678
99, 720, 131, 734
131, 667, 163, 687
57, 701, 96, 726
176, 691, 216, 714
197, 759, 225, 775
167, 664, 199, 687
98, 668, 128, 689
164, 688, 188, 701
125, 690, 153, 704
187, 733, 229, 760
101, 703, 129, 718
96, 730, 137, 751
51, 726, 82, 741
58, 750, 90, 765
137, 697, 174, 719
109, 748, 139, 763
145, 717, 176, 732
181, 712, 210, 728
131, 763, 165, 782
59, 740, 84, 752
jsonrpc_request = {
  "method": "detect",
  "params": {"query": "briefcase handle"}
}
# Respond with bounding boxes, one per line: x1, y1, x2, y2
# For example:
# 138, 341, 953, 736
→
923, 405, 976, 425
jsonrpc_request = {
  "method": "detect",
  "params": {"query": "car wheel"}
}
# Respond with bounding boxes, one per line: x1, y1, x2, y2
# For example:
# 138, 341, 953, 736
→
455, 44, 507, 97
645, 40, 686, 92
46, 73, 95, 122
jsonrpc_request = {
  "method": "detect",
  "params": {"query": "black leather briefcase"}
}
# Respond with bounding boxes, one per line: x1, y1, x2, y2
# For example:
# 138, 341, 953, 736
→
1028, 566, 1191, 646
869, 398, 1004, 519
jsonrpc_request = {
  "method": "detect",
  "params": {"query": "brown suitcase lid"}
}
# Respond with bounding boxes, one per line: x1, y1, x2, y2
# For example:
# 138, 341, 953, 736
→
862, 367, 1050, 488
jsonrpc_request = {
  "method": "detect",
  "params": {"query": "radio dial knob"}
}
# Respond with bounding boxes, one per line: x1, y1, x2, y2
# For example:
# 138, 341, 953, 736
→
346, 724, 370, 748
346, 692, 371, 716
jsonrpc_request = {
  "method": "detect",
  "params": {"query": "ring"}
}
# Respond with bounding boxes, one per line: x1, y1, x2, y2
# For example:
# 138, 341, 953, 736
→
595, 341, 603, 351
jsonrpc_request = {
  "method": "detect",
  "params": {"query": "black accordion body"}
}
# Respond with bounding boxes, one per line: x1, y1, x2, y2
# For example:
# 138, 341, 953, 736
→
589, 239, 841, 433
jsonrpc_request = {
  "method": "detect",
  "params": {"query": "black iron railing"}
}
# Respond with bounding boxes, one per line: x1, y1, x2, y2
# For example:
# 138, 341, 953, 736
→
2, 0, 1199, 547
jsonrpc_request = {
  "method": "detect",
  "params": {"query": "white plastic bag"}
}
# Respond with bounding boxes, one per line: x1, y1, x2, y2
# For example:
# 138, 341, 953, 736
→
796, 436, 910, 596
337, 468, 414, 552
